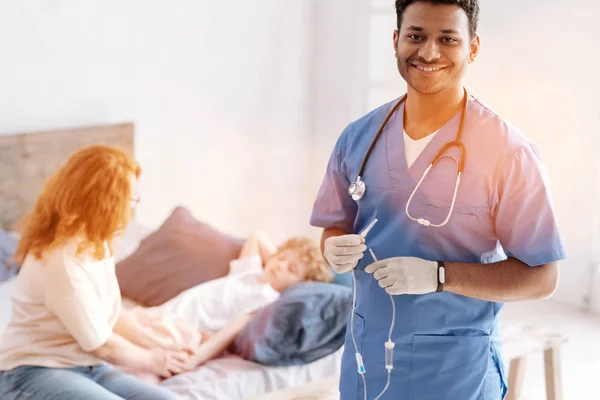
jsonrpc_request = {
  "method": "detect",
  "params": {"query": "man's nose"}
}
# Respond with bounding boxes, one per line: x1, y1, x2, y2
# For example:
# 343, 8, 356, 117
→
418, 39, 441, 62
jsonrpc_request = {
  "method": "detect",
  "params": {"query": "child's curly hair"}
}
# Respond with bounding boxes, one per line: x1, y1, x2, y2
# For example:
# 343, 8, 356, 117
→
275, 236, 334, 283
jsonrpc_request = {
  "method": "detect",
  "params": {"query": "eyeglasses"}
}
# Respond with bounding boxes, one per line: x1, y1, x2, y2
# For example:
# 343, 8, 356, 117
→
130, 195, 141, 208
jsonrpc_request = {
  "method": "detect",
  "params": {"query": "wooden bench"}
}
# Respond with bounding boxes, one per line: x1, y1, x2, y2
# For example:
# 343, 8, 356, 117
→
253, 325, 568, 400
503, 324, 569, 400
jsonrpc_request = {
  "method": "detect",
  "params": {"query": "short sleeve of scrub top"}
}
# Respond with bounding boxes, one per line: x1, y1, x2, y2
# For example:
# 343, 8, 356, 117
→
494, 143, 566, 266
310, 128, 358, 233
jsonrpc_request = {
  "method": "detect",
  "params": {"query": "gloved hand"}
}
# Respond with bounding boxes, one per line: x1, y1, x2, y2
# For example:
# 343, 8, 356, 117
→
323, 234, 367, 274
365, 257, 438, 295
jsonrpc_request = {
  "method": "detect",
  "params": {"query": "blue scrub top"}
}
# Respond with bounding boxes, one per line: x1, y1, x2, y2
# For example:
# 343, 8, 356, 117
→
310, 96, 566, 400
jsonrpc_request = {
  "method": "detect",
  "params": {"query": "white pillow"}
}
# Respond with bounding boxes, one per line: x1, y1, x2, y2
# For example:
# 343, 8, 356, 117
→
112, 221, 153, 263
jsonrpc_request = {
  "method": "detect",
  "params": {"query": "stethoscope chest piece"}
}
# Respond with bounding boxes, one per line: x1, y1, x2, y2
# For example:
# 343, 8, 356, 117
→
348, 177, 366, 201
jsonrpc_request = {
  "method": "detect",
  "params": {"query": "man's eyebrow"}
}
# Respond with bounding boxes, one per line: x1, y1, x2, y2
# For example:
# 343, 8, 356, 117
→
406, 25, 461, 35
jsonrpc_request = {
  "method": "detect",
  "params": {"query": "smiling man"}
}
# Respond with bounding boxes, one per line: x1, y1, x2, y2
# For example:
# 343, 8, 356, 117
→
310, 1, 565, 399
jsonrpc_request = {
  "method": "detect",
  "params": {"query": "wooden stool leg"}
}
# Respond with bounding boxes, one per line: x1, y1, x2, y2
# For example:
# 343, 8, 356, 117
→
506, 357, 526, 400
544, 347, 563, 400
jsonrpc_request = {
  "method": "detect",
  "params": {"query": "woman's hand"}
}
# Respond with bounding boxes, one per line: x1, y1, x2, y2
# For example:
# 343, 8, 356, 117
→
146, 348, 193, 379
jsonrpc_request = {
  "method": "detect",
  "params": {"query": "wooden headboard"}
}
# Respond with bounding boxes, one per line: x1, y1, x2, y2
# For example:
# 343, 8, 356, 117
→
0, 123, 134, 230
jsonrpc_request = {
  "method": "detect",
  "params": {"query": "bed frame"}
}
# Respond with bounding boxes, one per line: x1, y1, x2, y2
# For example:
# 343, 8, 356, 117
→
0, 123, 134, 230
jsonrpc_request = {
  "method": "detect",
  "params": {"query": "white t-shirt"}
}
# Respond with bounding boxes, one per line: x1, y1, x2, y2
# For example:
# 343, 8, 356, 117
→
0, 240, 121, 371
403, 129, 439, 168
159, 255, 279, 332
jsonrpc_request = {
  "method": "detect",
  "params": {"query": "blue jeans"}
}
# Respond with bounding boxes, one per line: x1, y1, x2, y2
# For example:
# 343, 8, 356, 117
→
0, 364, 179, 400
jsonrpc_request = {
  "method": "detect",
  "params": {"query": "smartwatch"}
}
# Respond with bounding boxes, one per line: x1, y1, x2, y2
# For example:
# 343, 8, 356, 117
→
436, 261, 446, 293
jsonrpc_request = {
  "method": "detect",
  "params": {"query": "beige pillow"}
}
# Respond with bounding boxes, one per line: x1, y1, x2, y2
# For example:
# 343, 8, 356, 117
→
115, 207, 243, 307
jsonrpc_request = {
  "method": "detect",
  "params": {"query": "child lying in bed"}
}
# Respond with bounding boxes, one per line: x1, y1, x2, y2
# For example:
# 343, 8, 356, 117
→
123, 231, 334, 381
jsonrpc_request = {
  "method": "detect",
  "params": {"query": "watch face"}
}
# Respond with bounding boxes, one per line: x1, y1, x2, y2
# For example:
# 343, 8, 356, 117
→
439, 266, 446, 283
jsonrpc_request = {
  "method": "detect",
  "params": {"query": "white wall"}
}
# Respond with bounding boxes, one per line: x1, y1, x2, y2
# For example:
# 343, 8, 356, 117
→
309, 0, 600, 311
306, 0, 370, 231
0, 0, 313, 243
471, 0, 600, 311
1, 0, 598, 311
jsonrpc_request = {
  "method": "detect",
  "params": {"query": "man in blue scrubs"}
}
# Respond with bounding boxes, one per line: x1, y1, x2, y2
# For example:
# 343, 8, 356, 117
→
310, 1, 566, 399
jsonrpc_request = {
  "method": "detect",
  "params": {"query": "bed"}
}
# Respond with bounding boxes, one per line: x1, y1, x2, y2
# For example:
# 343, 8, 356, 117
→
0, 123, 343, 400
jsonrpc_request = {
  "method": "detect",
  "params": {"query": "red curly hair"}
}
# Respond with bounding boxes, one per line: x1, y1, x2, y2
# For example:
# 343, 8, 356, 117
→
14, 145, 141, 263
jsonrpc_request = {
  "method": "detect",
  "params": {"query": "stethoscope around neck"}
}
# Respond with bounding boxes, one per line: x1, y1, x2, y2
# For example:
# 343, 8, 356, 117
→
348, 88, 469, 228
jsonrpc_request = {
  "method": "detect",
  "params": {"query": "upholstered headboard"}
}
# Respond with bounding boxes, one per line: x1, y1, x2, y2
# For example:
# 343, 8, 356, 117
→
0, 123, 134, 230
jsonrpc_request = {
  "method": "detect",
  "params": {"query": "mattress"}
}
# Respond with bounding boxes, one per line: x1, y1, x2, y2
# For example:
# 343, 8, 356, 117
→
160, 347, 343, 400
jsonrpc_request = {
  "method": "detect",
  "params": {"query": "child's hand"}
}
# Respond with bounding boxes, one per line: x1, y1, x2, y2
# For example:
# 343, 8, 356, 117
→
200, 329, 215, 343
185, 344, 211, 370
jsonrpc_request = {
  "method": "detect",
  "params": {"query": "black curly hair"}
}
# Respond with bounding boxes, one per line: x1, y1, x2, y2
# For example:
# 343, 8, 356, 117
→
395, 0, 479, 38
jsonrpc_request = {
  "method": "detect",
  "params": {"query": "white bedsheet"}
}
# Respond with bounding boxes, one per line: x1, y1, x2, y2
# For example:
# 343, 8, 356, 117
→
161, 347, 343, 400
156, 273, 344, 399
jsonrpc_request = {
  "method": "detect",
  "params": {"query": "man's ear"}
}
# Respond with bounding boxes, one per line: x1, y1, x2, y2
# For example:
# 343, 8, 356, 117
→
393, 30, 400, 59
469, 34, 480, 64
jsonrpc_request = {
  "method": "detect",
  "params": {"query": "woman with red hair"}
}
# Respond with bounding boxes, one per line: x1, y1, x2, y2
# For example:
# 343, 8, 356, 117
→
0, 145, 184, 399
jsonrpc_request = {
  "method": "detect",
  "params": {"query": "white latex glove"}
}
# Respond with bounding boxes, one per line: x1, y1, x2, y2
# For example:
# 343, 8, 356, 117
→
323, 234, 367, 274
364, 257, 438, 295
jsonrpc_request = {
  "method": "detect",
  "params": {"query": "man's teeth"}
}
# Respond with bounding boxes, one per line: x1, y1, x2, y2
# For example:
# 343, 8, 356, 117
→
415, 65, 444, 72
